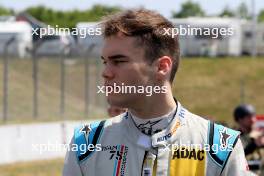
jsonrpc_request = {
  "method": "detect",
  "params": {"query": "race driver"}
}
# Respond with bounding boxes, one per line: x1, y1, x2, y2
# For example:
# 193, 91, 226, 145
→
63, 8, 251, 176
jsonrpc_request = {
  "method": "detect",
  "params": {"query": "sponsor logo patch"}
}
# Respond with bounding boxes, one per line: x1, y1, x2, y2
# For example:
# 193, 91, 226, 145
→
110, 145, 128, 176
170, 147, 206, 176
80, 124, 92, 144
219, 127, 232, 150
157, 120, 181, 142
172, 147, 205, 161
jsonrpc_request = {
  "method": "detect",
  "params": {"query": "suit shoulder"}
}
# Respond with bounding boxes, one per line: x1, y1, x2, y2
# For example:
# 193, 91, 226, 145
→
73, 119, 106, 162
74, 113, 126, 147
207, 121, 241, 169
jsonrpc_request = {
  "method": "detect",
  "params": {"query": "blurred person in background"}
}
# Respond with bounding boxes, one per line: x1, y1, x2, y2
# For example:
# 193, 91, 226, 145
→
234, 104, 264, 175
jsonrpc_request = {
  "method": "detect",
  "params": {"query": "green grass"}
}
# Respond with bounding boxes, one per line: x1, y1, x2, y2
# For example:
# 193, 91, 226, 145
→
0, 56, 263, 125
0, 57, 107, 124
173, 57, 264, 124
0, 158, 64, 176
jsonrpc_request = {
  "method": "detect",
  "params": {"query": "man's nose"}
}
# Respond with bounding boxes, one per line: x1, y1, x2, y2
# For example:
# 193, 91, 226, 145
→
102, 65, 114, 80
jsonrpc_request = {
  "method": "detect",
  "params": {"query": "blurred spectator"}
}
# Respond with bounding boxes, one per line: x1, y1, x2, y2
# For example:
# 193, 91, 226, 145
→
107, 105, 127, 117
234, 104, 264, 175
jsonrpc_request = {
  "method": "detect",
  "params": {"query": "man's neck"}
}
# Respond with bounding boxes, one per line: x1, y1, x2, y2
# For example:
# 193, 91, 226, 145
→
129, 94, 176, 119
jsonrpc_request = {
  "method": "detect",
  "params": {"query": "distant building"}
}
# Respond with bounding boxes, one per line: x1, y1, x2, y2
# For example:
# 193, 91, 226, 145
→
242, 22, 264, 56
0, 16, 15, 22
171, 17, 243, 57
17, 12, 76, 57
1, 14, 263, 58
76, 22, 103, 57
0, 21, 32, 58
76, 17, 264, 57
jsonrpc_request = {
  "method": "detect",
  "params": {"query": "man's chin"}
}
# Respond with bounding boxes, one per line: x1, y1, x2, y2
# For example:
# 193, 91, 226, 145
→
106, 95, 127, 108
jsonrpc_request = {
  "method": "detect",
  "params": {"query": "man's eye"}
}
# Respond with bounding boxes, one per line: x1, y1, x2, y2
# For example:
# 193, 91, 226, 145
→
102, 60, 107, 65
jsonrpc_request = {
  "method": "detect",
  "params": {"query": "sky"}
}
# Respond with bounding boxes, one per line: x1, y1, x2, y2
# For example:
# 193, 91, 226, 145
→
1, 0, 264, 18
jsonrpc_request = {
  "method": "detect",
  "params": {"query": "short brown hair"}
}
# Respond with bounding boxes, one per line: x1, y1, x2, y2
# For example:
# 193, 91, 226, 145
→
102, 8, 180, 83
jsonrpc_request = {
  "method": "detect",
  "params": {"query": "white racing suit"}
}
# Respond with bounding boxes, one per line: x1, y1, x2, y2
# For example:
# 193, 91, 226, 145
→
63, 102, 251, 176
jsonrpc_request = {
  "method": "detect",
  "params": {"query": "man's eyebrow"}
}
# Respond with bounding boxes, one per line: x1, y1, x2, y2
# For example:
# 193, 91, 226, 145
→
101, 54, 128, 61
108, 54, 128, 60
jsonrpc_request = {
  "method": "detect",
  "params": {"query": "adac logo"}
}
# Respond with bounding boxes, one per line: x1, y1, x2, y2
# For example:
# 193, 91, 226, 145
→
172, 147, 205, 161
170, 147, 206, 176
219, 127, 232, 150
80, 124, 91, 144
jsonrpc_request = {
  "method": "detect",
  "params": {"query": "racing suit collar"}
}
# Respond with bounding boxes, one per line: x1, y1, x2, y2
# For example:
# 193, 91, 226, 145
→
130, 106, 176, 136
123, 101, 186, 149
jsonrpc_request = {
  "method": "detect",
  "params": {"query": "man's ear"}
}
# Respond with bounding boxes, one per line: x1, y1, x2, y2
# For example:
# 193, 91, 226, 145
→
155, 56, 172, 81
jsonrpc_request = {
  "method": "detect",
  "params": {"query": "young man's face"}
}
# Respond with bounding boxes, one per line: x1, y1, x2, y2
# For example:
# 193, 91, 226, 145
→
101, 34, 157, 108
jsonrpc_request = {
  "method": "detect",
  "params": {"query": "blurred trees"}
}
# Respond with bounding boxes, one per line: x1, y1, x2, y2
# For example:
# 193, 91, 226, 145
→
258, 10, 264, 22
237, 2, 249, 19
0, 2, 264, 25
172, 1, 205, 18
219, 2, 249, 19
219, 6, 235, 17
25, 4, 121, 28
0, 5, 13, 15
171, 0, 264, 22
